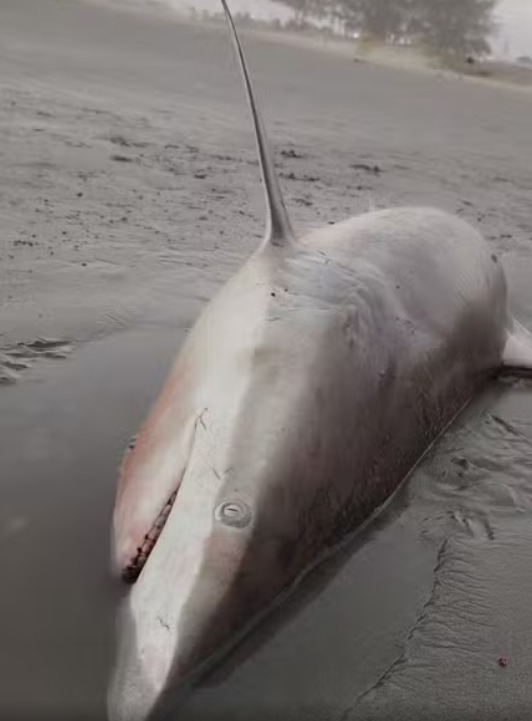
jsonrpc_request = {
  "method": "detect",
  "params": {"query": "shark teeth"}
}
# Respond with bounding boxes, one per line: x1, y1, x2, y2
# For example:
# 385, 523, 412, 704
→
121, 491, 178, 583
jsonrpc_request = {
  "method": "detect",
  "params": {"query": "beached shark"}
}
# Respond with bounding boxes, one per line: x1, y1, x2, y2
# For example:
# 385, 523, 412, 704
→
108, 2, 532, 719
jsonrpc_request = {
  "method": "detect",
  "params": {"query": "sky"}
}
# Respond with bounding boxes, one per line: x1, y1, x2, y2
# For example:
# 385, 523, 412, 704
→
495, 0, 532, 58
168, 0, 290, 20
160, 0, 531, 58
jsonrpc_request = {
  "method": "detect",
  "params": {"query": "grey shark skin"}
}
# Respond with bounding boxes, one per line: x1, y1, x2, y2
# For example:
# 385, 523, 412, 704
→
108, 2, 532, 720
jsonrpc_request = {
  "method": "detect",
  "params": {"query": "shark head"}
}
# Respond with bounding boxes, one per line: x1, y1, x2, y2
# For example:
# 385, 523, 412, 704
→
108, 247, 342, 720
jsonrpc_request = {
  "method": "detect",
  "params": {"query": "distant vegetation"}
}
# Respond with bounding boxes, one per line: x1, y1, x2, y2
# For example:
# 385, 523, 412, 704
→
270, 0, 497, 59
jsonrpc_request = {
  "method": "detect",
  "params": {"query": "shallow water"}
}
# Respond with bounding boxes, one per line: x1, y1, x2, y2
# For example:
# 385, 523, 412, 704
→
1, 266, 532, 721
0, 323, 181, 719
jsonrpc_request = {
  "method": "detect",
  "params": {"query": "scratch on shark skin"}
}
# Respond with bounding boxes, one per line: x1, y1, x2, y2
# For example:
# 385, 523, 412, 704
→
157, 616, 170, 632
195, 408, 208, 432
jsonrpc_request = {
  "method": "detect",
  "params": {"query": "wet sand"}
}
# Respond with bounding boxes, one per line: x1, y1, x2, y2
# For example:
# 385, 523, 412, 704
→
1, 1, 532, 719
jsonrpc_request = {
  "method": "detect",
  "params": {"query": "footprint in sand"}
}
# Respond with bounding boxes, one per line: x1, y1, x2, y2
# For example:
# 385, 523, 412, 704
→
0, 338, 73, 385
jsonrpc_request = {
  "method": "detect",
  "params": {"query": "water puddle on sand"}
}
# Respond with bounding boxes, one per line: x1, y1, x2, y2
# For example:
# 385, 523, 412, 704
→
1, 258, 532, 721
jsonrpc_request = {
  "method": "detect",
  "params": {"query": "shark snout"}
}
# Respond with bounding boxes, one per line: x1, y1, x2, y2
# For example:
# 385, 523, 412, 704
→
108, 489, 265, 721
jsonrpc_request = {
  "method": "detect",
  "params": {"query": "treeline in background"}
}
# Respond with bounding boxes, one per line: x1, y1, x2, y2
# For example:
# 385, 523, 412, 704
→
271, 0, 496, 59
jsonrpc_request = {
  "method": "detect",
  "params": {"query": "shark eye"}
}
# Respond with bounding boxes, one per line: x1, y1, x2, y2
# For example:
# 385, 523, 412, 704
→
215, 500, 251, 529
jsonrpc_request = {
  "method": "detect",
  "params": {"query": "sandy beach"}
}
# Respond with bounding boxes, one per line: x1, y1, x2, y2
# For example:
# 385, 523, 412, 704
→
1, 1, 532, 719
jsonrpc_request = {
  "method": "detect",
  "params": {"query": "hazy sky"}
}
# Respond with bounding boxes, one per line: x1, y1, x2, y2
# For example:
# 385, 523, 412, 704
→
495, 0, 532, 57
168, 0, 531, 57
170, 0, 290, 20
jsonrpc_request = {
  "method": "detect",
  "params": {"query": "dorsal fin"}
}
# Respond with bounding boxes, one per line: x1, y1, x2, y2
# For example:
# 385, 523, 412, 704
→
221, 0, 294, 246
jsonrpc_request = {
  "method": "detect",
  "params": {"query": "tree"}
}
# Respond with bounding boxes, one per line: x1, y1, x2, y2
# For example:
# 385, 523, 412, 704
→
272, 0, 413, 41
270, 0, 496, 58
270, 0, 324, 26
343, 0, 408, 40
410, 0, 496, 58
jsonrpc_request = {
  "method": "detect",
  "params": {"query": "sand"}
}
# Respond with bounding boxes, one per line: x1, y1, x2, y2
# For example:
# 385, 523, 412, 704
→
1, 1, 532, 719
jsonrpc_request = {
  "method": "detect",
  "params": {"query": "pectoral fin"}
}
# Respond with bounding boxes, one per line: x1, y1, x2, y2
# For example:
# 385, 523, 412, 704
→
503, 320, 532, 373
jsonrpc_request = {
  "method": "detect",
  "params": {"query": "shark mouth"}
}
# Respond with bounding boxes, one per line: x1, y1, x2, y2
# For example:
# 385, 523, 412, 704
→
121, 490, 178, 583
